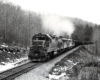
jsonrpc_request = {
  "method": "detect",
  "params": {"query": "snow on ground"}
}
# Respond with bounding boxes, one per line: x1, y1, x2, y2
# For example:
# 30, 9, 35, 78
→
14, 47, 80, 80
48, 59, 78, 80
0, 57, 28, 73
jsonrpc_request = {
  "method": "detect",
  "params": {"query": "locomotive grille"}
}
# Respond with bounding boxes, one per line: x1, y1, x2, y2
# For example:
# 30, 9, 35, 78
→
33, 42, 43, 45
32, 41, 44, 52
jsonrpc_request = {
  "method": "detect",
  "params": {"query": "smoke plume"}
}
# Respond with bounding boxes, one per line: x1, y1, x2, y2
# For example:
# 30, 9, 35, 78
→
41, 14, 75, 37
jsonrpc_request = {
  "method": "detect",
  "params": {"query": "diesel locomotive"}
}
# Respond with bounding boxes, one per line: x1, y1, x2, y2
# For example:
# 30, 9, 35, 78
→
28, 33, 75, 61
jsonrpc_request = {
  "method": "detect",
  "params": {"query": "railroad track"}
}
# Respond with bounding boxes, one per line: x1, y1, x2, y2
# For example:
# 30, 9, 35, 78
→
0, 62, 42, 80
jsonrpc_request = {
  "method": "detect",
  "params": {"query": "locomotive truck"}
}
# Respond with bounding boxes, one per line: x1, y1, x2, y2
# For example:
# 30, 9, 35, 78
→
28, 33, 75, 61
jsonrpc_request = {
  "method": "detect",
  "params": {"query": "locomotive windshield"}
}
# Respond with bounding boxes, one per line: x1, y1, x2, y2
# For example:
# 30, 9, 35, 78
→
35, 37, 46, 40
32, 33, 52, 41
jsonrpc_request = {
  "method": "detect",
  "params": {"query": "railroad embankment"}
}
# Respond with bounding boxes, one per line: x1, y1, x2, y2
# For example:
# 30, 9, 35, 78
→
14, 46, 100, 80
48, 45, 100, 80
14, 46, 80, 80
83, 44, 97, 55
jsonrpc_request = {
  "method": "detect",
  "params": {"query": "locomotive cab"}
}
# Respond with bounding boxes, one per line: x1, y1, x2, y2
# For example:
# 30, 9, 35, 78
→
32, 33, 51, 48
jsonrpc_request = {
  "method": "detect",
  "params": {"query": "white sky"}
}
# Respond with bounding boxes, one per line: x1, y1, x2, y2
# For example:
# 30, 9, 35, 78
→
5, 0, 100, 24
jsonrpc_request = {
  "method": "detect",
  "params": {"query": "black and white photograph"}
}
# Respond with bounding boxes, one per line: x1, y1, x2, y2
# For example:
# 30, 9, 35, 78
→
0, 0, 100, 80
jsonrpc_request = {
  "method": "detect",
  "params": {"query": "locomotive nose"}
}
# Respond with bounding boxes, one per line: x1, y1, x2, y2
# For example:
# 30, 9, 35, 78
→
32, 40, 45, 52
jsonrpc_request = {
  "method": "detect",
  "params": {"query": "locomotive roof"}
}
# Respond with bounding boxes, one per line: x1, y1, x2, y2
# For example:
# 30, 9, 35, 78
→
32, 33, 52, 40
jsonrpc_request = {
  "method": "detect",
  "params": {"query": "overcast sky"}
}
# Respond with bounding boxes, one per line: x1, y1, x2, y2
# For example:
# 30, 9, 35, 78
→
6, 0, 100, 24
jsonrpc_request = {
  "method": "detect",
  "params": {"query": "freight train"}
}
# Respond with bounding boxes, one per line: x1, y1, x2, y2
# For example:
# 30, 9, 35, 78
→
28, 33, 93, 61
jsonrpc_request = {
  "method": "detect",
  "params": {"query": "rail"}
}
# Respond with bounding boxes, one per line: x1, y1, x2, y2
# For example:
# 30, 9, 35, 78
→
0, 62, 41, 80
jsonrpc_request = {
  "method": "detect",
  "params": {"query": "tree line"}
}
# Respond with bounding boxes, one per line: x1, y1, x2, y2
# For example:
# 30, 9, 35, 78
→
0, 2, 100, 50
0, 2, 42, 48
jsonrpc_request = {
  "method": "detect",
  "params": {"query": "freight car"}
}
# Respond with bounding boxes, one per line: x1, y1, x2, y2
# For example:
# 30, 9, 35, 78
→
74, 40, 94, 47
28, 33, 75, 61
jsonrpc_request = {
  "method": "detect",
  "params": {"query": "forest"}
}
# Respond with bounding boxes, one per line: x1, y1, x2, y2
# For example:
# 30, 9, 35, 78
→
0, 2, 100, 53
0, 2, 42, 48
